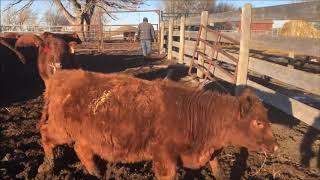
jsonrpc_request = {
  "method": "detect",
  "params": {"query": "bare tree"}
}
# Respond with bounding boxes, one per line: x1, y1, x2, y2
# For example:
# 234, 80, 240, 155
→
163, 0, 213, 18
209, 2, 238, 13
6, 0, 143, 39
2, 7, 38, 26
42, 8, 69, 26
162, 0, 237, 19
1, 8, 17, 26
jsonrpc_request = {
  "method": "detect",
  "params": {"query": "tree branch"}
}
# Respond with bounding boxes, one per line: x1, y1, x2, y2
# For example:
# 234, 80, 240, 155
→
4, 0, 33, 13
3, 0, 23, 11
95, 4, 117, 20
69, 0, 82, 16
52, 0, 78, 24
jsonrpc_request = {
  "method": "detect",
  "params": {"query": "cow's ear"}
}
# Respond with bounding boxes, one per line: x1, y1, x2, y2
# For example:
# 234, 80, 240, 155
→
35, 39, 44, 47
239, 88, 258, 118
37, 41, 45, 49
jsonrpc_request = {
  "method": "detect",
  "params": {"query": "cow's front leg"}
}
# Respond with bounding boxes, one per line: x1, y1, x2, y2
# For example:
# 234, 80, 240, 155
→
74, 142, 101, 178
209, 158, 224, 180
38, 140, 55, 173
180, 147, 214, 169
37, 127, 56, 179
152, 147, 177, 180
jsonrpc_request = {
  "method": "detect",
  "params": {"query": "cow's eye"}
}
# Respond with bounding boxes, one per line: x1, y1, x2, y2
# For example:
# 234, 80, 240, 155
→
252, 120, 264, 129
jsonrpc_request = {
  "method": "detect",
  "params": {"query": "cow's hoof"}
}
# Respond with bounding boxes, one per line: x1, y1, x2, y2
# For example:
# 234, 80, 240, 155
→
209, 160, 225, 180
36, 164, 53, 179
37, 159, 54, 178
88, 167, 102, 179
211, 170, 226, 180
35, 171, 54, 180
157, 175, 175, 180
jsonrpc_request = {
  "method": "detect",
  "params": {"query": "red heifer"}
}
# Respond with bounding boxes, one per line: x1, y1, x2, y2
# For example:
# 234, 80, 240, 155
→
0, 32, 21, 39
15, 33, 43, 75
0, 32, 21, 46
37, 70, 278, 179
37, 37, 77, 83
0, 38, 26, 64
15, 33, 42, 48
40, 32, 82, 54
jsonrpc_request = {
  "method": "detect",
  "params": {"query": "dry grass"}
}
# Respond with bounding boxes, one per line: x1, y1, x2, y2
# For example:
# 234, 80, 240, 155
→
253, 151, 267, 176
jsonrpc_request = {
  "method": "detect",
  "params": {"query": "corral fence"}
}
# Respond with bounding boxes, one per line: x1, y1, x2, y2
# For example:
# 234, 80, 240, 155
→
1, 10, 161, 52
1, 23, 159, 52
160, 1, 320, 130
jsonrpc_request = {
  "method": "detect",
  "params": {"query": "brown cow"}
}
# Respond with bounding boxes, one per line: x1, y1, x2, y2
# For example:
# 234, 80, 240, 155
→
37, 37, 77, 83
15, 33, 43, 75
40, 32, 82, 53
0, 32, 21, 39
15, 33, 42, 48
0, 38, 26, 64
0, 32, 21, 46
37, 70, 278, 179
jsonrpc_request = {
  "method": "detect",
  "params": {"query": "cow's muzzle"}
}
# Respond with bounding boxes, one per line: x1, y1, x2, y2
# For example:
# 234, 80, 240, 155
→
260, 142, 279, 153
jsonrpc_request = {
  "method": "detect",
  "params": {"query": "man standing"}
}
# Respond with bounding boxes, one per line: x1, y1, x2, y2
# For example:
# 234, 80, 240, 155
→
136, 17, 155, 58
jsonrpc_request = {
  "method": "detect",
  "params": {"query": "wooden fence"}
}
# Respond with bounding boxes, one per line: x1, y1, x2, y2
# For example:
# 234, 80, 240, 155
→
160, 1, 320, 130
1, 24, 159, 51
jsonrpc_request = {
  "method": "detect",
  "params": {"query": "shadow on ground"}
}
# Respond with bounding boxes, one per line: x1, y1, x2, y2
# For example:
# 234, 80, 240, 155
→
76, 52, 164, 74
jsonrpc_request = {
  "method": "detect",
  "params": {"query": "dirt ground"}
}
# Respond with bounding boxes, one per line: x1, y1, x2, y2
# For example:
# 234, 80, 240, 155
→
0, 49, 319, 180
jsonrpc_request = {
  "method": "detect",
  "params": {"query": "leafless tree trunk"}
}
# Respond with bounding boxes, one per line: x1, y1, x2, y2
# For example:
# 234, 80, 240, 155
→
5, 0, 142, 40
51, 0, 142, 40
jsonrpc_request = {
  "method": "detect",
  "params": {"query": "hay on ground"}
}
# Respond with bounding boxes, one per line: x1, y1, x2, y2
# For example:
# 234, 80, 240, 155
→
279, 20, 320, 39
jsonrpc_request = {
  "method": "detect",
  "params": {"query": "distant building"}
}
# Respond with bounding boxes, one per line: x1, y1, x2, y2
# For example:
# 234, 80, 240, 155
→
237, 20, 274, 31
113, 26, 137, 41
210, 20, 274, 32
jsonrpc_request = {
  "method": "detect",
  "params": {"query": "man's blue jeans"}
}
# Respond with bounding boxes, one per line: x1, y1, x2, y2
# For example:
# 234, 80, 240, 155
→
140, 40, 152, 57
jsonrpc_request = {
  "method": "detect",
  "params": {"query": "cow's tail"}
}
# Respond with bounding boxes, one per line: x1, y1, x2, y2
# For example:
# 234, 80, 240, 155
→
0, 38, 26, 64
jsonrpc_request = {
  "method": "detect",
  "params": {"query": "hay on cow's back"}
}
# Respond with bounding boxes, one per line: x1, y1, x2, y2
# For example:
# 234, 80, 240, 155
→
279, 20, 320, 39
90, 90, 112, 115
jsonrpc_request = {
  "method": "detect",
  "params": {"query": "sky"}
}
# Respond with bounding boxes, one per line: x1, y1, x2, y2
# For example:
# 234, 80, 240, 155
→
0, 0, 299, 28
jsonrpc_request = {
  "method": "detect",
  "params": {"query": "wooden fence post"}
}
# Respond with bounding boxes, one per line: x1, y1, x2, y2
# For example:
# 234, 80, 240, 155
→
287, 26, 295, 68
97, 6, 103, 52
196, 11, 208, 78
168, 18, 173, 60
288, 51, 295, 68
160, 21, 165, 54
235, 4, 252, 95
178, 16, 186, 64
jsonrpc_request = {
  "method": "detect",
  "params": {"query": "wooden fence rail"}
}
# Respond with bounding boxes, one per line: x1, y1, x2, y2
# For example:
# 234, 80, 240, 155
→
172, 31, 320, 58
161, 1, 320, 130
174, 1, 320, 25
166, 1, 320, 57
